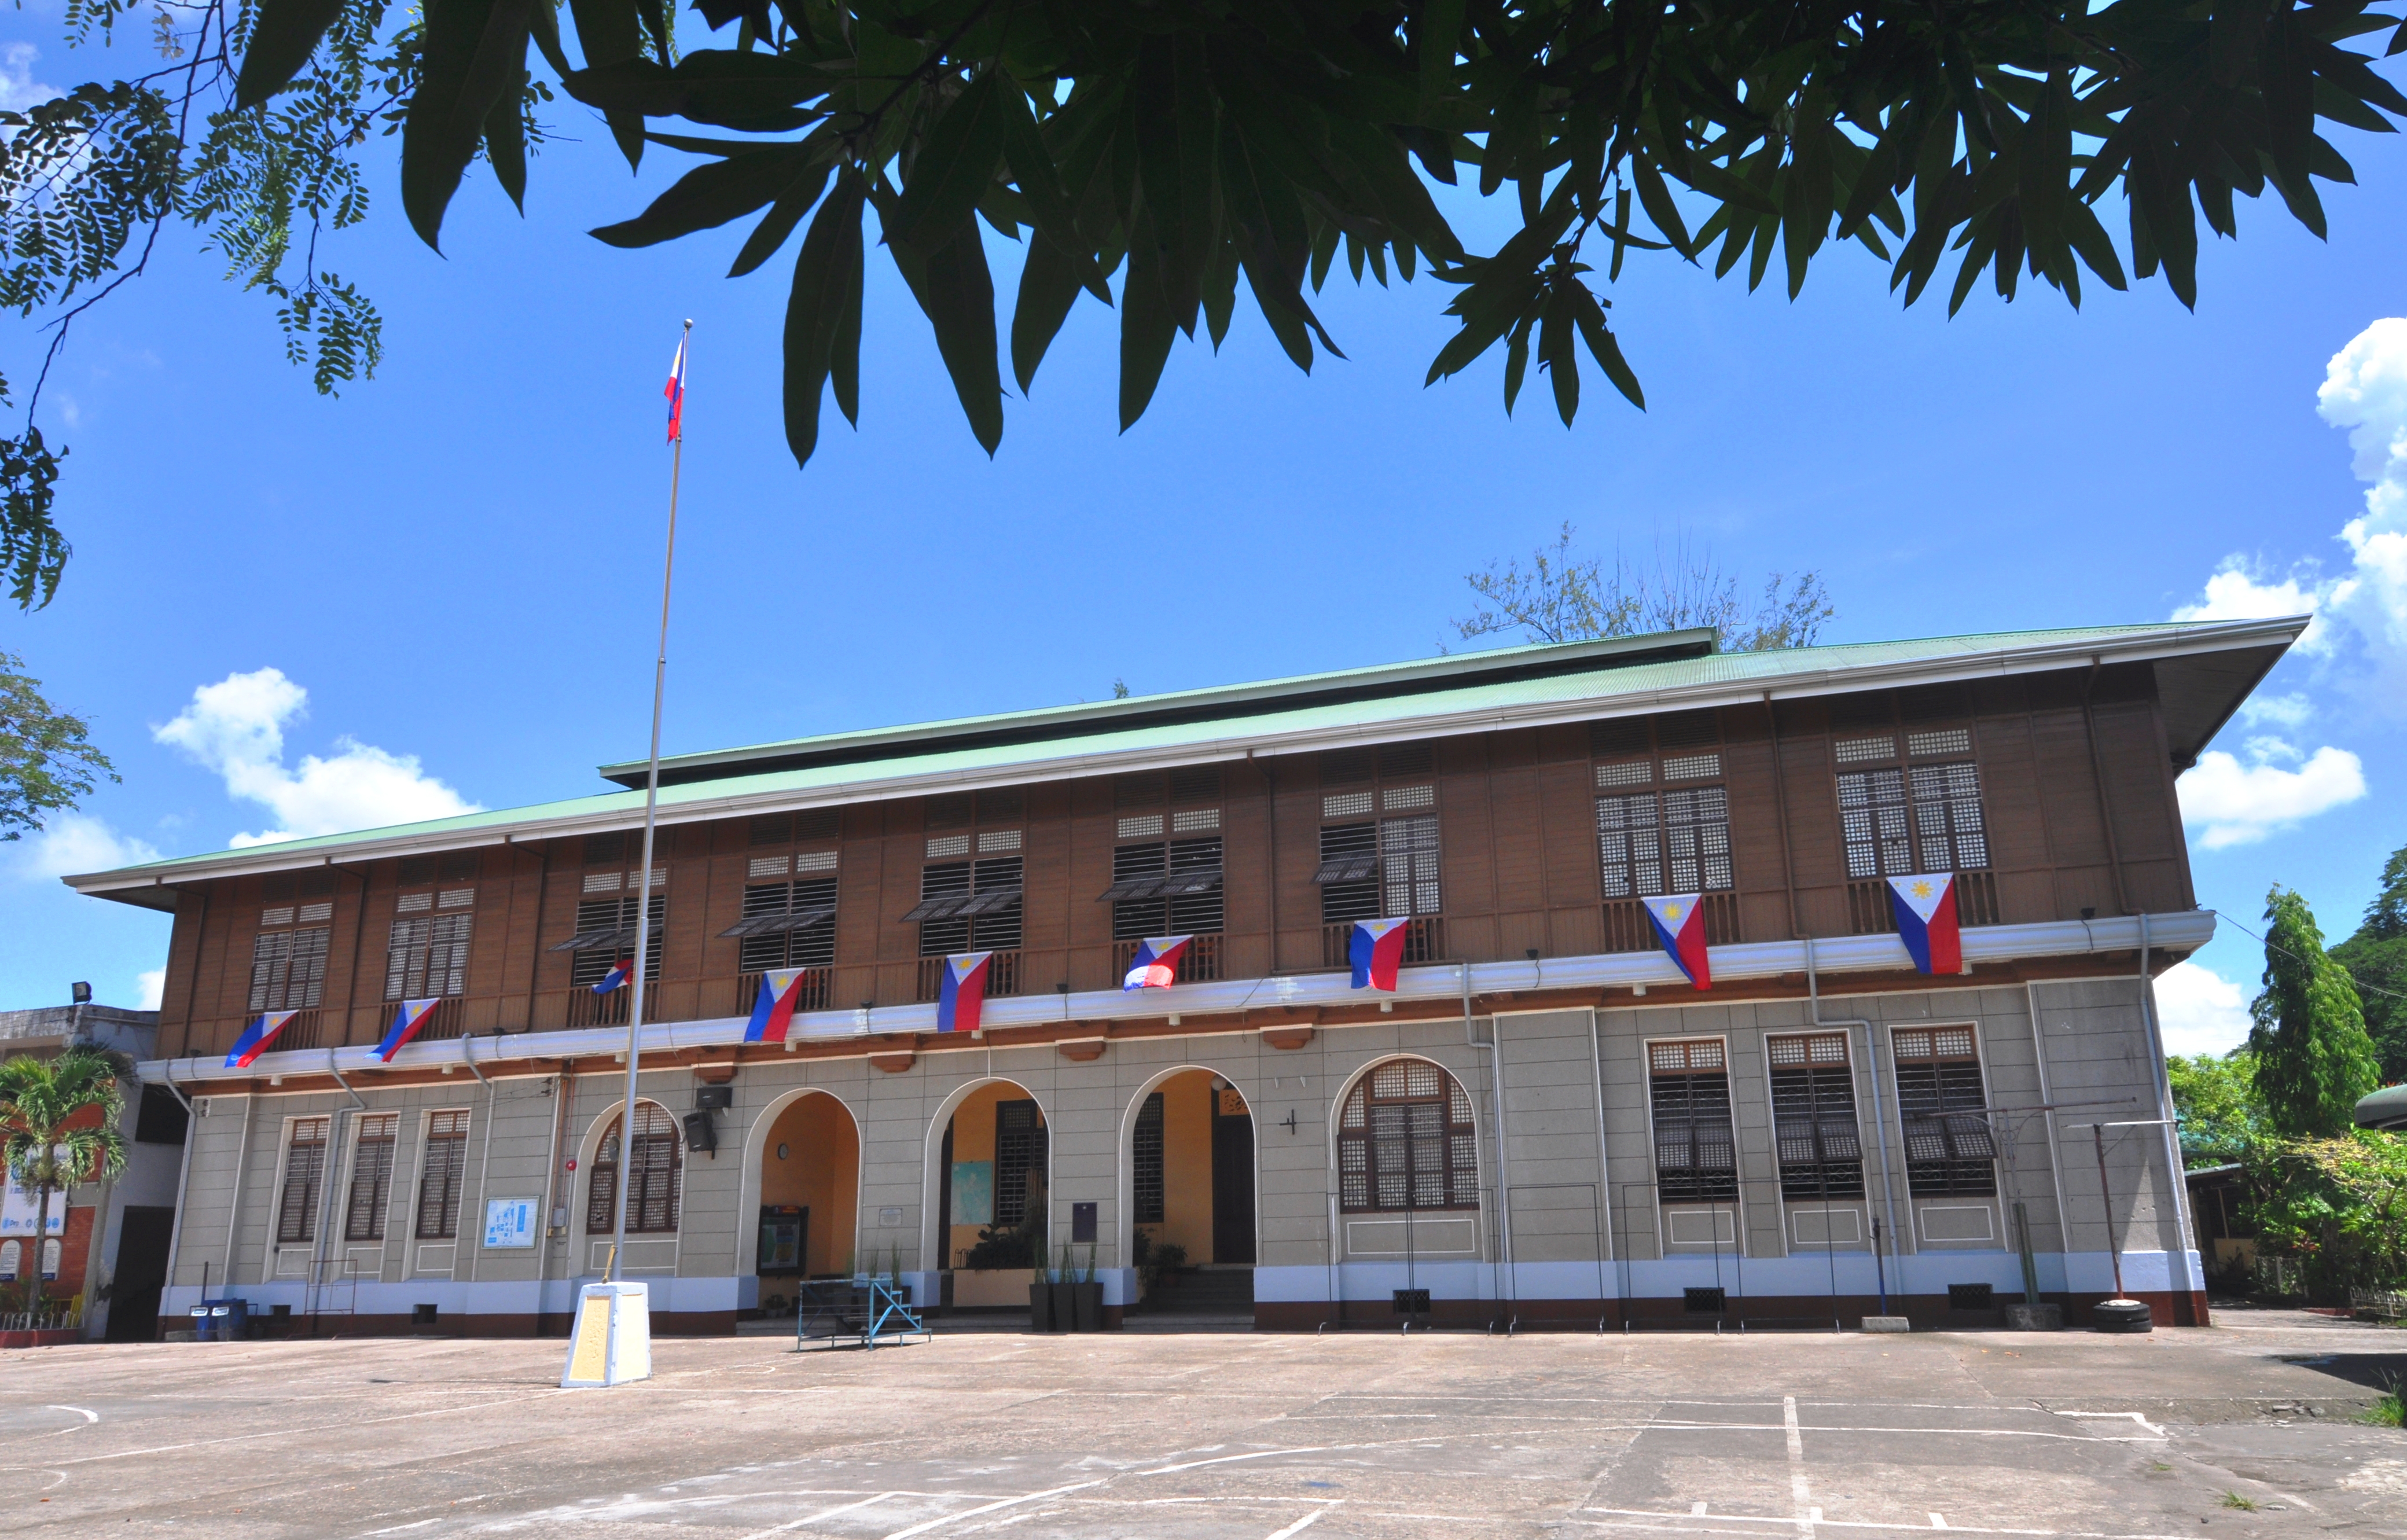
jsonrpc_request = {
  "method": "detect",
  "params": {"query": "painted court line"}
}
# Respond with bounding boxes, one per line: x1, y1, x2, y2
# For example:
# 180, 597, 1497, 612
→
1579, 1508, 2201, 1540
876, 1480, 1104, 1540
737, 1490, 904, 1540
1783, 1397, 1813, 1540
1263, 1506, 1336, 1540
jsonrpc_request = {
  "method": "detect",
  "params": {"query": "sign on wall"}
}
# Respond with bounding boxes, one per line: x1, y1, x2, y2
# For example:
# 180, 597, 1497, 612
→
0, 1150, 68, 1236
483, 1196, 539, 1249
950, 1160, 993, 1226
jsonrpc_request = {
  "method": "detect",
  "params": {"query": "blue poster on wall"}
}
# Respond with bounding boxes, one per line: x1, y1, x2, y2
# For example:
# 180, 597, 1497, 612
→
483, 1196, 538, 1249
950, 1160, 994, 1226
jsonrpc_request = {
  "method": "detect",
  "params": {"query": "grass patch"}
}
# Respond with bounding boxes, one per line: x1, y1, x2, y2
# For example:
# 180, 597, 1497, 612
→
2362, 1376, 2405, 1428
2220, 1492, 2258, 1512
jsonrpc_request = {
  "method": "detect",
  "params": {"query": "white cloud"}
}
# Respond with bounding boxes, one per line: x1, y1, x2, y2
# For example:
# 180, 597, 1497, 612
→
2314, 317, 2407, 665
2177, 739, 2366, 848
2236, 692, 2313, 730
154, 667, 479, 847
0, 43, 58, 113
2154, 961, 2255, 1056
135, 969, 164, 1011
6, 812, 159, 880
2173, 560, 2338, 652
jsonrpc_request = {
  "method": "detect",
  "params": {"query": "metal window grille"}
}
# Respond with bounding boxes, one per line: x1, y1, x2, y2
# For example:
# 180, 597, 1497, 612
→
587, 1102, 682, 1234
1767, 1034, 1865, 1200
344, 1114, 397, 1242
1909, 762, 1991, 870
276, 1118, 328, 1244
562, 897, 668, 988
385, 911, 473, 1000
1837, 767, 1914, 879
1132, 1093, 1165, 1225
1317, 822, 1380, 922
736, 877, 838, 971
1648, 1040, 1737, 1202
1891, 1028, 1997, 1197
1379, 815, 1441, 916
1336, 1058, 1478, 1213
994, 1100, 1046, 1227
248, 926, 330, 1012
416, 1111, 471, 1240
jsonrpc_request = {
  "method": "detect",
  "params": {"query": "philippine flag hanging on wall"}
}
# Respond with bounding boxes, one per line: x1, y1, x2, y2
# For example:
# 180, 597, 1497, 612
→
1641, 894, 1712, 990
592, 957, 634, 995
226, 1010, 299, 1069
1349, 918, 1411, 992
1123, 936, 1191, 991
664, 334, 688, 443
744, 967, 811, 1043
375, 998, 443, 1063
936, 952, 993, 1034
1886, 873, 1963, 975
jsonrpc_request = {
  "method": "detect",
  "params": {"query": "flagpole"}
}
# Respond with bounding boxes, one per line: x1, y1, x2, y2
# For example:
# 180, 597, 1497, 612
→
611, 318, 690, 1284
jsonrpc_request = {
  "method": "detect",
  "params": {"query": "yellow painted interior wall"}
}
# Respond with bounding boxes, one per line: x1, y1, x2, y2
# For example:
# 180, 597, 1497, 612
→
945, 1083, 1044, 1269
759, 1092, 860, 1276
1142, 1071, 1221, 1266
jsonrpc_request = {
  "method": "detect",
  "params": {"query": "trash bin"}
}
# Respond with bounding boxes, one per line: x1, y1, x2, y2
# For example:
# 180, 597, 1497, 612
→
210, 1300, 249, 1340
189, 1303, 215, 1343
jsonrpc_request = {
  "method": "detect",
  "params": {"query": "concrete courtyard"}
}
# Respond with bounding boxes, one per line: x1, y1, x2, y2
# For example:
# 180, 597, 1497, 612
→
1, 1309, 2400, 1538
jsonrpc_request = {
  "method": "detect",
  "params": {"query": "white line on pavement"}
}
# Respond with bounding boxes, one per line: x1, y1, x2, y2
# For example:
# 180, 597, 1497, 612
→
1577, 1507, 2206, 1540
1133, 1446, 1332, 1475
877, 1480, 1104, 1540
1263, 1506, 1337, 1540
1783, 1397, 1813, 1540
737, 1490, 902, 1540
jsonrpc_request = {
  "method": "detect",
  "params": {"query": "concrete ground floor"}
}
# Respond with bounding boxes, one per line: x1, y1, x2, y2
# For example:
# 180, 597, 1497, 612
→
1, 1307, 2399, 1538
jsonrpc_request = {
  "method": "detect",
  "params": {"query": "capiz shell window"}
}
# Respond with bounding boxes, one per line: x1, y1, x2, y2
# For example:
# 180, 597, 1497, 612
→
1337, 1058, 1478, 1213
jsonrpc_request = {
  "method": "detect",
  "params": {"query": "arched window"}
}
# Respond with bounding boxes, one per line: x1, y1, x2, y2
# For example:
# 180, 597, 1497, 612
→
0, 1239, 18, 1281
40, 1237, 61, 1281
587, 1102, 683, 1234
1337, 1058, 1478, 1213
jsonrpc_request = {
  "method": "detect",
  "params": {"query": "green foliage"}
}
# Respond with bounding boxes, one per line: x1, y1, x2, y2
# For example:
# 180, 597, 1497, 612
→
0, 651, 116, 841
2251, 887, 2382, 1137
1130, 1229, 1185, 1293
2331, 840, 2407, 1084
2240, 1131, 2407, 1296
960, 1218, 1037, 1270
2364, 1377, 2405, 1427
2167, 1050, 2266, 1166
0, 1048, 131, 1309
1456, 523, 1833, 651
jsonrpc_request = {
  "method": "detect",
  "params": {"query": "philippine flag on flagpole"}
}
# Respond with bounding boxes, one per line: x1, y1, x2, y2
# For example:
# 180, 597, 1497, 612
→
592, 957, 634, 995
375, 998, 443, 1063
1123, 935, 1191, 991
1886, 873, 1963, 975
664, 335, 688, 443
1349, 918, 1411, 991
744, 967, 810, 1043
226, 1010, 299, 1069
936, 952, 993, 1034
1640, 894, 1711, 990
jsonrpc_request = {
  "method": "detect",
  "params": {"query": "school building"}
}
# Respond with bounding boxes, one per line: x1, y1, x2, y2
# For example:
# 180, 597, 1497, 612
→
66, 618, 2303, 1334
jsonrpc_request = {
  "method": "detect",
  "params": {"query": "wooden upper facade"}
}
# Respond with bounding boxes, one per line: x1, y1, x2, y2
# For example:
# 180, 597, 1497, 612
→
80, 619, 2301, 1067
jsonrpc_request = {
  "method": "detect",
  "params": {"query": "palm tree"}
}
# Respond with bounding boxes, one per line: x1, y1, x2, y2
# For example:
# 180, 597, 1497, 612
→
0, 1048, 129, 1315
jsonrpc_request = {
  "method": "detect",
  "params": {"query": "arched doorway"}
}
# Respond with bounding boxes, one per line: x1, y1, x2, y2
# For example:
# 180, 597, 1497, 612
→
923, 1079, 1049, 1309
1123, 1068, 1255, 1313
753, 1091, 861, 1300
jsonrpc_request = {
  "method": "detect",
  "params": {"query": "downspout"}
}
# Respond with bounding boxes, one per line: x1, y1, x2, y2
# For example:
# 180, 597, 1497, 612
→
2081, 659, 2131, 917
535, 1060, 573, 1317
1464, 962, 1515, 1328
1809, 939, 1901, 1316
2135, 914, 2200, 1320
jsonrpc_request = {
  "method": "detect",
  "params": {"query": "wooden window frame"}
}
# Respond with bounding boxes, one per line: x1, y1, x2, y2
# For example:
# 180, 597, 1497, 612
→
565, 895, 670, 988
1767, 1033, 1865, 1201
1647, 1038, 1738, 1204
1891, 1026, 1998, 1198
416, 1110, 472, 1240
275, 1116, 330, 1245
248, 923, 331, 1013
1336, 1058, 1479, 1215
344, 1113, 398, 1243
385, 910, 473, 1001
1597, 786, 1734, 899
586, 1101, 683, 1236
994, 1099, 1046, 1228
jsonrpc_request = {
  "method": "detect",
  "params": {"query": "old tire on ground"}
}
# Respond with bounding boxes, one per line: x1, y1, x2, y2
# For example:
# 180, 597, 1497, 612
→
2092, 1298, 2154, 1333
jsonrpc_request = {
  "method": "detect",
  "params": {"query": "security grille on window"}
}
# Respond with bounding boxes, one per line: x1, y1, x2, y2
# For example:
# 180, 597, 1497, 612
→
994, 1100, 1046, 1227
1767, 1034, 1865, 1200
417, 1111, 470, 1240
1838, 761, 1990, 879
1336, 1058, 1479, 1212
248, 924, 330, 1012
1597, 786, 1733, 898
587, 1102, 682, 1234
1892, 1027, 1997, 1197
728, 873, 838, 972
344, 1113, 397, 1242
554, 896, 669, 988
1106, 837, 1223, 939
277, 1117, 329, 1244
1380, 815, 1440, 916
1132, 1092, 1165, 1225
1315, 822, 1379, 922
386, 910, 472, 999
1649, 1040, 1738, 1203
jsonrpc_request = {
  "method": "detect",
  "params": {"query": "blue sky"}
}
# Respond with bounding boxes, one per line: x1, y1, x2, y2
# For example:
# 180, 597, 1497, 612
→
0, 30, 2399, 1057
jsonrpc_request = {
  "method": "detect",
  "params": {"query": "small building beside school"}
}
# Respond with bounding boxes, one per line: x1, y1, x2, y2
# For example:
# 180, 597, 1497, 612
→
65, 619, 2302, 1336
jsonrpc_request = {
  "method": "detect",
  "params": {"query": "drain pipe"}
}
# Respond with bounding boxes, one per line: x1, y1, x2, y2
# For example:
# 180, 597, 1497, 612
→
1807, 940, 1901, 1317
1464, 961, 1516, 1330
458, 1032, 493, 1087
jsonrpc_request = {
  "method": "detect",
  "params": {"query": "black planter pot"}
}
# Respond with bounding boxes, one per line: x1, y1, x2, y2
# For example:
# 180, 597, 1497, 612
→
1027, 1281, 1054, 1332
1050, 1282, 1076, 1332
1072, 1281, 1104, 1331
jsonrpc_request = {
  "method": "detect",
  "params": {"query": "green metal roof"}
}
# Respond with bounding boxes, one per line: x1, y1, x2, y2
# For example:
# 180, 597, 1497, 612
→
65, 616, 2305, 903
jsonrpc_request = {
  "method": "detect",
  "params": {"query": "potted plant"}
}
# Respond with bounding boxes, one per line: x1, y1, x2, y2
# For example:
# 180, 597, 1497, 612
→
957, 1221, 1040, 1314
1050, 1243, 1076, 1332
1072, 1245, 1104, 1331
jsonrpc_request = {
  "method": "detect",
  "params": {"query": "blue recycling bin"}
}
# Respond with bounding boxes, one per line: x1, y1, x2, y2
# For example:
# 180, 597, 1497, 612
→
211, 1300, 249, 1340
189, 1303, 215, 1342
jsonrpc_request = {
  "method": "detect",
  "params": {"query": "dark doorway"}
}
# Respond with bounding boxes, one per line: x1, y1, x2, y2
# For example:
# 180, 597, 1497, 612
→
106, 1206, 175, 1341
1211, 1090, 1255, 1265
